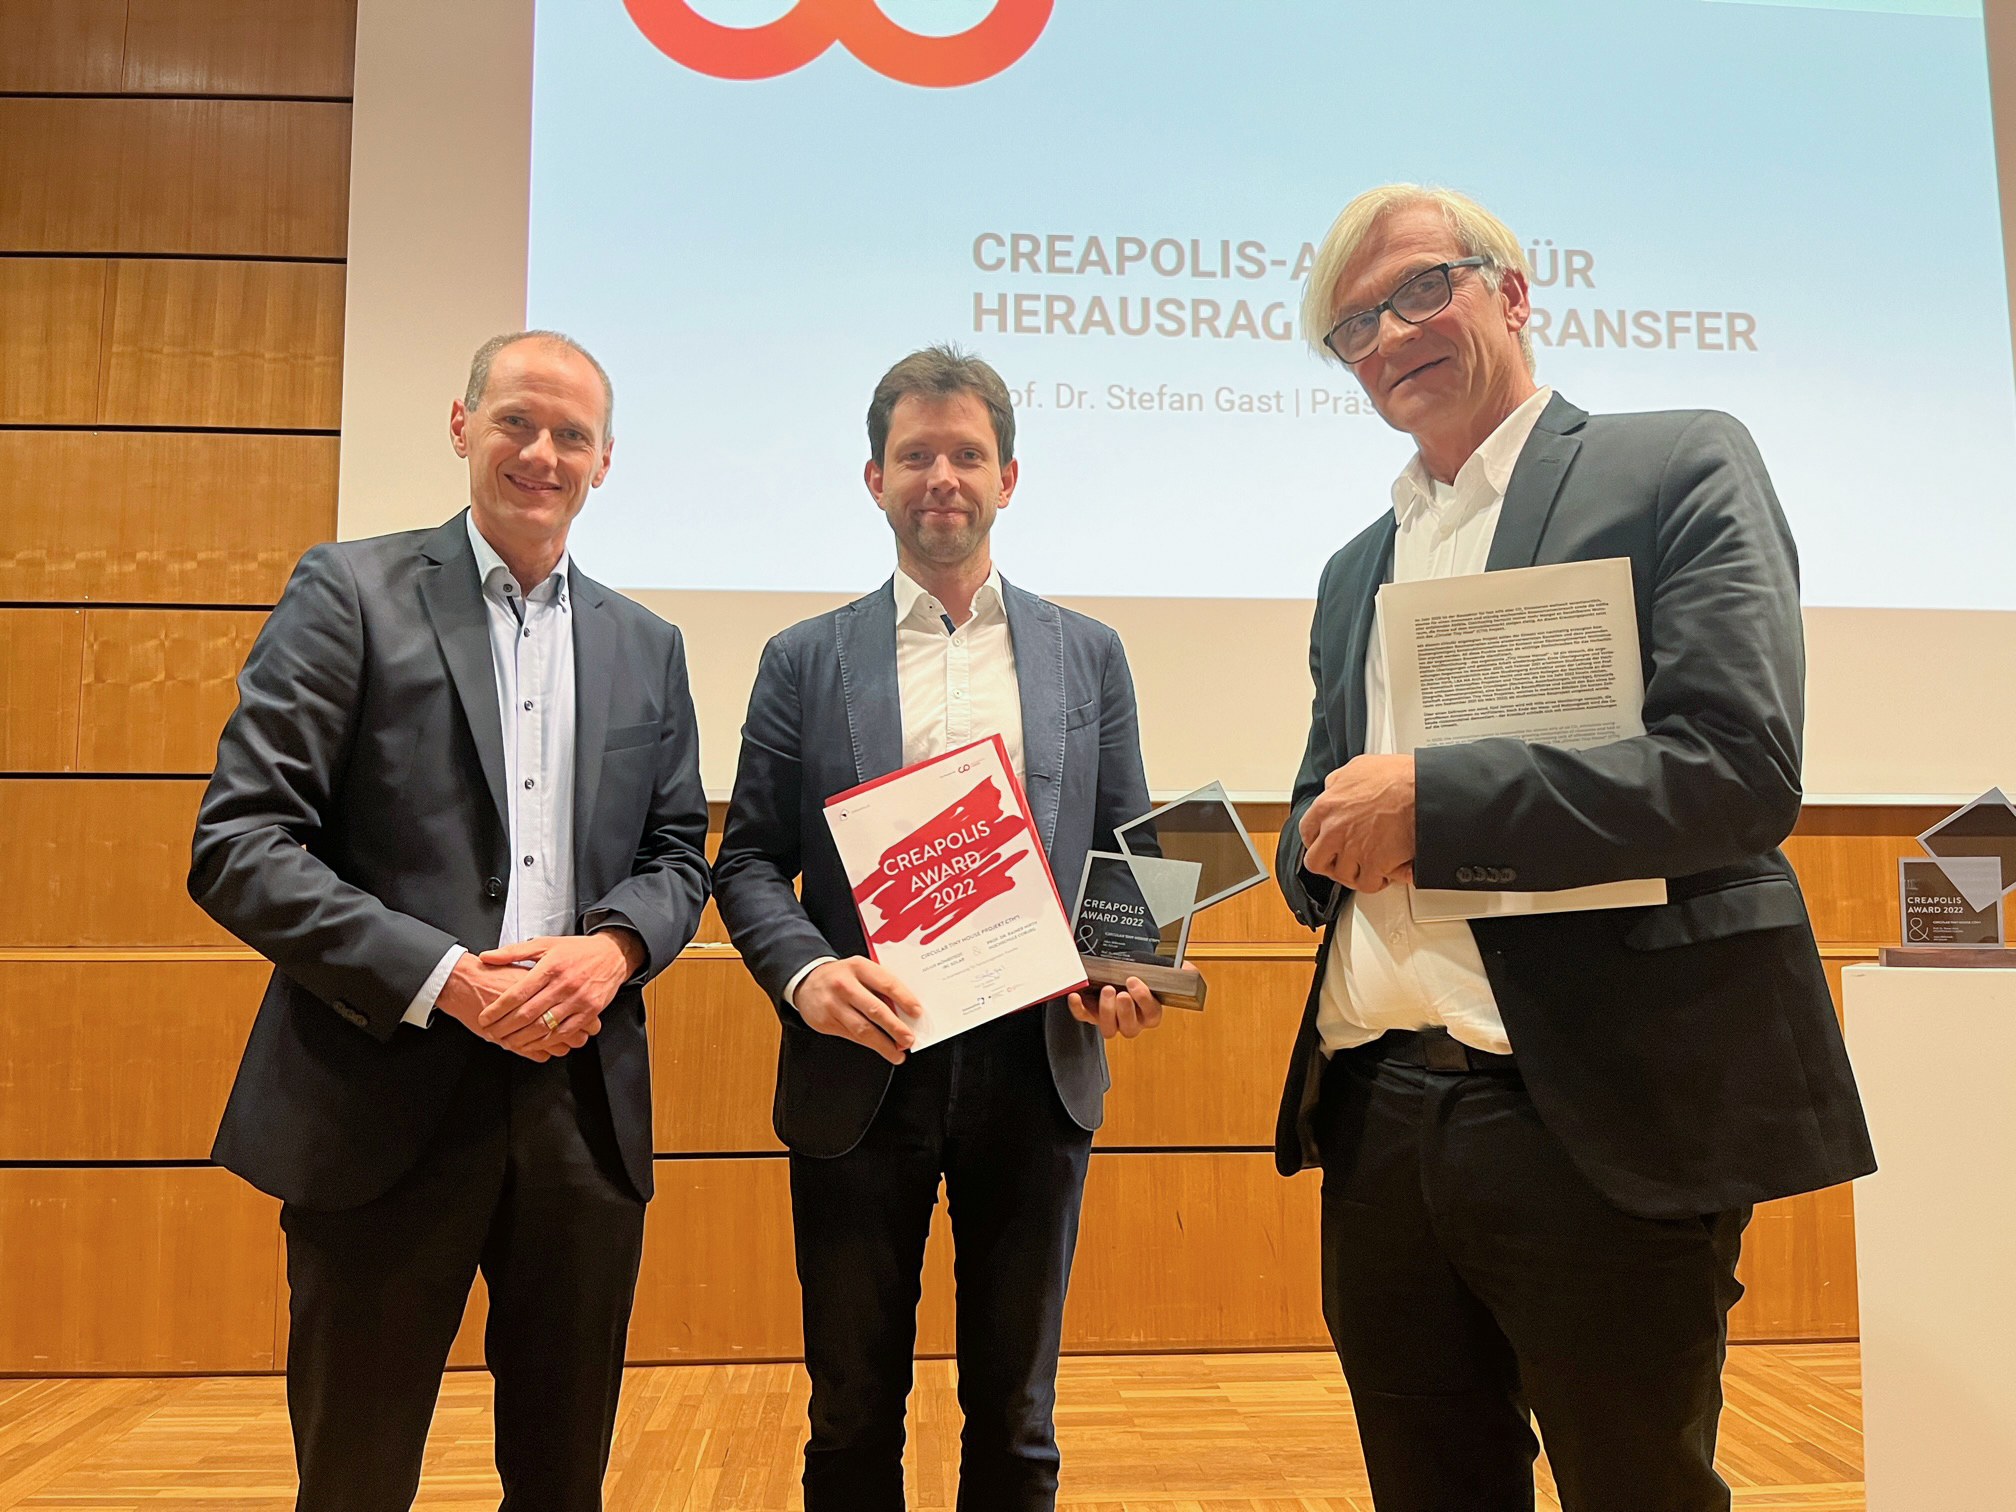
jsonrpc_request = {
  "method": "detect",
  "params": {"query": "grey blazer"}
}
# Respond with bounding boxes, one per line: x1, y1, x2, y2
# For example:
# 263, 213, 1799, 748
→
1274, 394, 1874, 1217
191, 513, 711, 1209
713, 576, 1151, 1157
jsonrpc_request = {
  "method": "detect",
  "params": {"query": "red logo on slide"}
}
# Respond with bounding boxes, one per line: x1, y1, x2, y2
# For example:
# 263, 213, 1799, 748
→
623, 0, 1053, 88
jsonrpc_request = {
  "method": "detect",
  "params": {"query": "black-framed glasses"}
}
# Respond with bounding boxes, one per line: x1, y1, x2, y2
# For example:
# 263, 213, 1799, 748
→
1322, 257, 1489, 364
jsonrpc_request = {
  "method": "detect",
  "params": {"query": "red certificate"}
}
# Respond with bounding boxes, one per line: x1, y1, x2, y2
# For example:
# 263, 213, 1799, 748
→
824, 735, 1086, 1049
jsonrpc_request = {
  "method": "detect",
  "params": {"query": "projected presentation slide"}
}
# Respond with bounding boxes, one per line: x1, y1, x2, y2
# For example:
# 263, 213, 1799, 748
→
530, 0, 2016, 610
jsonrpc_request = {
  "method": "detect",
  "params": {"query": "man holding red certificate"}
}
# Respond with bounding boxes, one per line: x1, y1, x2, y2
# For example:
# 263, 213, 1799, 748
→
715, 345, 1165, 1511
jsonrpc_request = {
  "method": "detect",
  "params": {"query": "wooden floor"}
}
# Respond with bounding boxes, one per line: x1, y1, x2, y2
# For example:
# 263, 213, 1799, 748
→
0, 1345, 1862, 1511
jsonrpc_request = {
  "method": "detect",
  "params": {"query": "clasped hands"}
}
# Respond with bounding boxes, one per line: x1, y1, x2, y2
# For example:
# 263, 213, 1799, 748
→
795, 956, 1168, 1066
1299, 753, 1418, 894
435, 929, 646, 1061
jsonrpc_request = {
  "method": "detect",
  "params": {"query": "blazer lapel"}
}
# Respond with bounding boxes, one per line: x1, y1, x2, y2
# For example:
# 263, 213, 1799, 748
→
1003, 578, 1064, 855
1486, 392, 1587, 571
835, 580, 902, 787
418, 514, 509, 831
1341, 516, 1396, 762
569, 565, 614, 866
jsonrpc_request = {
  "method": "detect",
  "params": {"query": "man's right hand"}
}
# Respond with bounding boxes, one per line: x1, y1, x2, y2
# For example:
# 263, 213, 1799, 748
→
794, 957, 922, 1065
435, 953, 590, 1061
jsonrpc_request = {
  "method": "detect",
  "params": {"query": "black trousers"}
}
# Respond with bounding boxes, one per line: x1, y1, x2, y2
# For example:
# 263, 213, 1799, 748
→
280, 1040, 647, 1512
788, 1010, 1094, 1512
1315, 1037, 1749, 1512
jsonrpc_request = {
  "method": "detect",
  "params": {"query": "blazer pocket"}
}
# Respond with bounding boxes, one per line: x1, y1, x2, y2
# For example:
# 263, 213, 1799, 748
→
604, 721, 658, 752
1065, 699, 1098, 732
1620, 875, 1809, 951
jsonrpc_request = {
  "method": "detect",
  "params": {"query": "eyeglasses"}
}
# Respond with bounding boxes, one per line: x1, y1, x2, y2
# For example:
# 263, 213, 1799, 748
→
1322, 257, 1490, 364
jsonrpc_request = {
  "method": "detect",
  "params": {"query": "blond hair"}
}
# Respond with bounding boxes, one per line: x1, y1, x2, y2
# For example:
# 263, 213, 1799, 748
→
1300, 184, 1534, 371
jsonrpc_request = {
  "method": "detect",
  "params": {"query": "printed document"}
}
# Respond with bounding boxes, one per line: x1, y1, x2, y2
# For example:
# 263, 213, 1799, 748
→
824, 735, 1087, 1049
1379, 557, 1668, 922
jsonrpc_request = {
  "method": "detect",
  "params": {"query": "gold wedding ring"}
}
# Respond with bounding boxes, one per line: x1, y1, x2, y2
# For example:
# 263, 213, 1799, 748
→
540, 1009, 560, 1033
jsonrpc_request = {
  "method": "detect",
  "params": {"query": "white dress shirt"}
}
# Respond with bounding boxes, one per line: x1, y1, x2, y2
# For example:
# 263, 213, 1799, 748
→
400, 514, 579, 1026
783, 565, 1026, 1007
1315, 386, 1554, 1058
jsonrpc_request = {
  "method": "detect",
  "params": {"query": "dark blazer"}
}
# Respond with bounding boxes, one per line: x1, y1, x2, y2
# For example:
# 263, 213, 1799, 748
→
191, 512, 710, 1210
1274, 394, 1874, 1218
713, 577, 1150, 1158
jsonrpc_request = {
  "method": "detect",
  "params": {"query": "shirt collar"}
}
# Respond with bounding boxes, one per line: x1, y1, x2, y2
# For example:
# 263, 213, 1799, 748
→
893, 565, 1004, 630
467, 511, 570, 604
1391, 385, 1554, 527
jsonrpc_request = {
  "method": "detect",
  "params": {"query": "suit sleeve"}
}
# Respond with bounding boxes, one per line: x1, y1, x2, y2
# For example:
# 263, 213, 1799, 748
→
187, 546, 460, 1041
713, 635, 839, 1015
580, 625, 712, 981
1090, 626, 1152, 850
1414, 412, 1805, 890
1275, 588, 1344, 928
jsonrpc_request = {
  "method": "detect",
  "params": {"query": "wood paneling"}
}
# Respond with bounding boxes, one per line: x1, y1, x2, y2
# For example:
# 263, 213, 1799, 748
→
0, 431, 334, 604
1734, 1183, 1860, 1342
0, 779, 227, 947
100, 259, 346, 429
648, 955, 785, 1154
1786, 807, 1944, 947
123, 0, 359, 98
0, 260, 106, 425
76, 609, 265, 772
0, 956, 265, 1160
0, 0, 127, 92
628, 1158, 803, 1362
0, 1166, 281, 1373
0, 610, 84, 771
0, 99, 350, 259
1066, 1154, 1326, 1352
1188, 833, 1318, 946
1099, 957, 1307, 1148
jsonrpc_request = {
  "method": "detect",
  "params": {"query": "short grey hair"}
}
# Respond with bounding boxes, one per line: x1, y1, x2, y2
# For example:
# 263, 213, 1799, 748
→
464, 330, 615, 441
1300, 184, 1535, 373
867, 344, 1016, 467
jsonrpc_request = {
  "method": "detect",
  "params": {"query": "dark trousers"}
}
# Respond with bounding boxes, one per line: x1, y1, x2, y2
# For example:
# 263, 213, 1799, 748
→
280, 1040, 647, 1512
1315, 1037, 1749, 1512
788, 1010, 1094, 1512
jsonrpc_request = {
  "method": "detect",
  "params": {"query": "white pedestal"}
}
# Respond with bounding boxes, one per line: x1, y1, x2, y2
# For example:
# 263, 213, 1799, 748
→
1846, 964, 2016, 1510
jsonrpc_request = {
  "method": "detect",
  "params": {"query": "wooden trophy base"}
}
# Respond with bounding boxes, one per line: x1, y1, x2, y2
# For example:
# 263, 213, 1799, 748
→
1879, 946, 2016, 969
1080, 955, 1207, 1011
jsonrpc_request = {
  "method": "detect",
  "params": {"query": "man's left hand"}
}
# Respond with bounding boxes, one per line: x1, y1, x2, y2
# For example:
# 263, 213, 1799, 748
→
1068, 978, 1166, 1040
1299, 753, 1417, 894
477, 930, 647, 1051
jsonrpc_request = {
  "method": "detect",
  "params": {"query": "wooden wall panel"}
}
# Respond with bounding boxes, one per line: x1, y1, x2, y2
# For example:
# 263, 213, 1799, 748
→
77, 609, 265, 772
627, 1158, 803, 1362
1732, 1183, 1859, 1341
1785, 807, 1943, 947
123, 0, 360, 98
0, 100, 351, 259
0, 779, 227, 947
0, 260, 106, 425
0, 1166, 281, 1373
1065, 1155, 1326, 1352
0, 0, 127, 92
0, 431, 335, 605
1099, 957, 1306, 1149
0, 610, 84, 771
99, 259, 346, 429
648, 954, 785, 1154
0, 956, 264, 1160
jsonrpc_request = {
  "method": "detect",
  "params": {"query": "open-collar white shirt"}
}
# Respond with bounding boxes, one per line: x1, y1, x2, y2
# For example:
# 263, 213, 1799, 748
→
1315, 386, 1554, 1057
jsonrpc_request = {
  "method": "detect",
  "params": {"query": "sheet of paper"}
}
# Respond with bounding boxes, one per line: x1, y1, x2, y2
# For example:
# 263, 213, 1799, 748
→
824, 735, 1086, 1050
1380, 557, 1668, 923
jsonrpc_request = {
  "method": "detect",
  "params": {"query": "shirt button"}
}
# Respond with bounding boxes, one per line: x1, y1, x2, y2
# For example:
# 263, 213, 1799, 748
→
523, 778, 535, 789
523, 855, 535, 867
522, 628, 531, 639
523, 700, 534, 711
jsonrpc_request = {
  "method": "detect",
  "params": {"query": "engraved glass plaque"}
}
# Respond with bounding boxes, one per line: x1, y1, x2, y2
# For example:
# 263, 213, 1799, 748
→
1899, 857, 2003, 947
1072, 852, 1202, 969
1917, 788, 2016, 913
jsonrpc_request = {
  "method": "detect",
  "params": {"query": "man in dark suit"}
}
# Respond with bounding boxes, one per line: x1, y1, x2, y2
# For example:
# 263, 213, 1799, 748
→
190, 331, 710, 1512
1273, 187, 1874, 1511
713, 346, 1165, 1511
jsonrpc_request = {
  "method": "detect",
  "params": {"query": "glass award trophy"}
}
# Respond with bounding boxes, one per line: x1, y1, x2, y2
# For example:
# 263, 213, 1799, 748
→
1069, 782, 1269, 1010
1888, 788, 2016, 961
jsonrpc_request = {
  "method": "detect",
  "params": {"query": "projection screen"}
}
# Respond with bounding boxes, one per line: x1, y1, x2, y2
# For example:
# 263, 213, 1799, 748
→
340, 0, 2016, 799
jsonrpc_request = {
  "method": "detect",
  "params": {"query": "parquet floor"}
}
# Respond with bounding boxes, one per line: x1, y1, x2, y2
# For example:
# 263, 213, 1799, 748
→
0, 1345, 1861, 1511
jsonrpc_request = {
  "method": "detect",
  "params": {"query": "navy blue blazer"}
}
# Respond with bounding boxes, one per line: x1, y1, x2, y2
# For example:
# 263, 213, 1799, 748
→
713, 576, 1151, 1157
1273, 395, 1873, 1218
